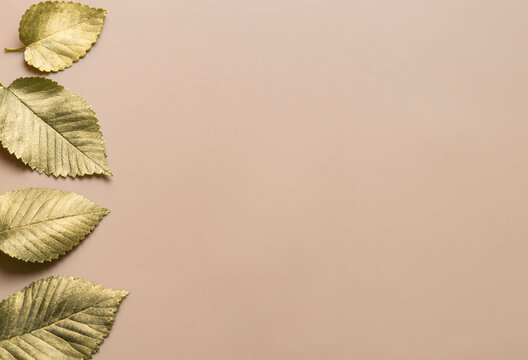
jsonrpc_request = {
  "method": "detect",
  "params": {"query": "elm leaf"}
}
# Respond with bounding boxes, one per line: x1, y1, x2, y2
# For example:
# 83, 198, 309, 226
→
0, 276, 128, 359
0, 77, 112, 178
0, 188, 109, 263
6, 1, 107, 72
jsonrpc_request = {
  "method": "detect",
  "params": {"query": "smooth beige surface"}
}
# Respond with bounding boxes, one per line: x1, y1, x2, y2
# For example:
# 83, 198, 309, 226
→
1, 0, 528, 358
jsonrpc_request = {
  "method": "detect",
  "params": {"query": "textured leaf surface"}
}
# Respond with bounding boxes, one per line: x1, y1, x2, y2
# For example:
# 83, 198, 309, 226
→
0, 276, 128, 359
0, 77, 112, 178
0, 188, 109, 263
13, 1, 107, 72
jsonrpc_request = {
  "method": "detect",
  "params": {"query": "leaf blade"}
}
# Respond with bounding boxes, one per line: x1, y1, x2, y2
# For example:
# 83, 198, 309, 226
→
0, 77, 112, 178
0, 276, 128, 360
0, 188, 109, 263
18, 1, 107, 72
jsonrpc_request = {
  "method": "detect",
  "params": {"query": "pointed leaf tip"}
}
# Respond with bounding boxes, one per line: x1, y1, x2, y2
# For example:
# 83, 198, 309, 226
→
0, 276, 128, 359
0, 77, 112, 178
0, 188, 110, 262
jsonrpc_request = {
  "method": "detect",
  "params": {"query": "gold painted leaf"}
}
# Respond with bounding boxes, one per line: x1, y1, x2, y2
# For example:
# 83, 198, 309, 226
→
0, 276, 128, 359
0, 188, 109, 263
6, 1, 107, 72
0, 77, 112, 178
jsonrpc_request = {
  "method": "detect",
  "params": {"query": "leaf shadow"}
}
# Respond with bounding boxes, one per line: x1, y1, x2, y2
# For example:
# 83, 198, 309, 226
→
0, 229, 96, 274
0, 252, 60, 275
23, 61, 47, 76
3, 48, 45, 76
0, 217, 106, 274
10, 40, 102, 76
0, 146, 113, 182
0, 146, 32, 175
69, 172, 113, 183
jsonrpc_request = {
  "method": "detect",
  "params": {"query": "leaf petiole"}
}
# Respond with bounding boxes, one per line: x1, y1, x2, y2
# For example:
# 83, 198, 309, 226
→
5, 46, 25, 52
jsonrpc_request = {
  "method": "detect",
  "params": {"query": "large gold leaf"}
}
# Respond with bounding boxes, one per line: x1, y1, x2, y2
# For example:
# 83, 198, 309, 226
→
0, 276, 128, 359
0, 77, 112, 178
6, 1, 107, 72
0, 188, 109, 263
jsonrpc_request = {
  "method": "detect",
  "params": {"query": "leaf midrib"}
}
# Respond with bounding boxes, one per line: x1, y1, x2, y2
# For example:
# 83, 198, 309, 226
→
6, 87, 107, 173
27, 12, 103, 47
0, 209, 108, 237
0, 296, 116, 342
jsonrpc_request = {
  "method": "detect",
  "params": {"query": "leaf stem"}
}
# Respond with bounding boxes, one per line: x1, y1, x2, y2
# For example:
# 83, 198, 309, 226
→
0, 81, 4, 87
5, 46, 25, 52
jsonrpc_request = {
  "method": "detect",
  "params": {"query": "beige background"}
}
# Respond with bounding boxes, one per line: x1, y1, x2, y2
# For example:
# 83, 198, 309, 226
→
1, 0, 528, 358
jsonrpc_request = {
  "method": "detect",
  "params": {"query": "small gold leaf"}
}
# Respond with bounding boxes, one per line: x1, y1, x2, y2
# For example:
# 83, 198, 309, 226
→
0, 276, 128, 359
6, 1, 107, 72
0, 77, 112, 178
0, 188, 109, 263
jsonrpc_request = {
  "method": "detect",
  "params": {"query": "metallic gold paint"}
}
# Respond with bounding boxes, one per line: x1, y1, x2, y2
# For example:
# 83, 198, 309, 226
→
0, 77, 112, 178
0, 276, 128, 359
12, 1, 107, 72
0, 188, 110, 263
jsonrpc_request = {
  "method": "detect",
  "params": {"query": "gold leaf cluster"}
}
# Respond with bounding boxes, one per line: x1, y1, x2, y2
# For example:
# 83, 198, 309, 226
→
0, 3, 128, 359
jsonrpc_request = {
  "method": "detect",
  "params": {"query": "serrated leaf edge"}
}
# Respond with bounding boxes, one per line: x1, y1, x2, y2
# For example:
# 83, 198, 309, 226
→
0, 275, 129, 358
0, 188, 110, 263
20, 1, 108, 73
0, 77, 113, 178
